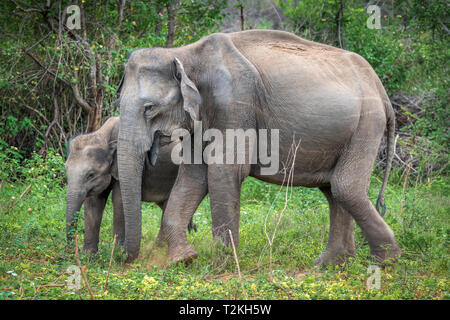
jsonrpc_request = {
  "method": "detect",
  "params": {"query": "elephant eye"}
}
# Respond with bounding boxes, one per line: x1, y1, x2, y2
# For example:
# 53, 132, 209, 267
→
144, 103, 154, 113
86, 172, 95, 180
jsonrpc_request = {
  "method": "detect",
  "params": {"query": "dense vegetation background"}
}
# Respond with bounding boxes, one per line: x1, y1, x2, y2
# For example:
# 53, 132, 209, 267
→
0, 0, 448, 300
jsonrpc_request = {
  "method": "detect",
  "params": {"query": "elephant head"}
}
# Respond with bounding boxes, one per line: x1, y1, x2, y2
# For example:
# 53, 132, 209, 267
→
117, 48, 201, 261
65, 117, 119, 243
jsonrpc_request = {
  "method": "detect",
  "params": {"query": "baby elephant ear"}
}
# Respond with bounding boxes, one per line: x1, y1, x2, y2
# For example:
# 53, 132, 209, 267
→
108, 140, 117, 158
173, 57, 201, 121
109, 140, 119, 180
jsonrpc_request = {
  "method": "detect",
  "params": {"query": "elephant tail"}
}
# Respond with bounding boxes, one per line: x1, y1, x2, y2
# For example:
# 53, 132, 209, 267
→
376, 93, 396, 217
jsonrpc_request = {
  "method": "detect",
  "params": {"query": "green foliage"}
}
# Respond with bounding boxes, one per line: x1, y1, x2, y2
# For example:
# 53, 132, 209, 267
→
279, 0, 449, 178
279, 0, 343, 44
0, 0, 228, 158
174, 0, 228, 45
404, 87, 450, 147
0, 145, 65, 186
0, 145, 23, 182
343, 7, 407, 94
0, 176, 448, 299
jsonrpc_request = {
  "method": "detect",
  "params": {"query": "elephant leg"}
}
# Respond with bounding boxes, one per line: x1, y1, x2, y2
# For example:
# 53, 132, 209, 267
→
161, 163, 208, 264
155, 200, 197, 246
208, 164, 250, 248
330, 116, 401, 264
112, 181, 125, 249
82, 189, 110, 253
314, 187, 356, 266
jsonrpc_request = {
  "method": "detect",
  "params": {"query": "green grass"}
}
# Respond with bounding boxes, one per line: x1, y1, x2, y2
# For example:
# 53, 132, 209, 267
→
0, 172, 449, 300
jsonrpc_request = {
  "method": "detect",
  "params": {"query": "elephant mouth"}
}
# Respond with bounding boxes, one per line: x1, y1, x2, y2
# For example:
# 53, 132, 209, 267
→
158, 134, 173, 146
148, 130, 179, 166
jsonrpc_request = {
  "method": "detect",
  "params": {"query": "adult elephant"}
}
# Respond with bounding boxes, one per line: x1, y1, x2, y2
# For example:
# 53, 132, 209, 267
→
117, 30, 401, 265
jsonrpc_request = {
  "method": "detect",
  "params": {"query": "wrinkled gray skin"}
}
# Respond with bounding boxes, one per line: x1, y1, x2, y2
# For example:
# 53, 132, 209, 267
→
117, 30, 401, 265
65, 116, 191, 253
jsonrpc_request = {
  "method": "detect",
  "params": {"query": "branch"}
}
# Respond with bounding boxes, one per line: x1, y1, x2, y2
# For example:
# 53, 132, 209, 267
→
24, 51, 93, 114
437, 17, 450, 35
74, 233, 96, 300
228, 229, 247, 299
1, 184, 32, 215
71, 77, 94, 114
117, 0, 127, 30
24, 51, 69, 87
103, 234, 117, 295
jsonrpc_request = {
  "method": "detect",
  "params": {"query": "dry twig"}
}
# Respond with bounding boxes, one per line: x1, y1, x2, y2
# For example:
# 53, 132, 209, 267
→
74, 233, 96, 300
103, 234, 117, 295
1, 183, 32, 215
228, 229, 247, 300
264, 138, 301, 280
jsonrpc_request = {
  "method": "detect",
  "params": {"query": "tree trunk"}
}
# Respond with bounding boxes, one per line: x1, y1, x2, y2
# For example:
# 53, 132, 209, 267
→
155, 2, 163, 36
166, 2, 176, 48
336, 0, 344, 48
240, 5, 245, 31
86, 102, 102, 133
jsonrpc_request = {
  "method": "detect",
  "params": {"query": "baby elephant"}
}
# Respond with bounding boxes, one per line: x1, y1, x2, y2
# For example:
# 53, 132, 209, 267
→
65, 116, 191, 254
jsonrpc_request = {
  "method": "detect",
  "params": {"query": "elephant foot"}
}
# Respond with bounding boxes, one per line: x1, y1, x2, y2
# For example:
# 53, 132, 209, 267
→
125, 253, 139, 264
155, 231, 167, 248
314, 246, 355, 267
167, 244, 198, 265
371, 243, 402, 265
114, 240, 125, 252
81, 246, 98, 254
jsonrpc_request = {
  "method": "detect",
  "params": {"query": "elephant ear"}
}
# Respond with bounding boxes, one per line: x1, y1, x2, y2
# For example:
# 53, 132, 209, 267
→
109, 140, 119, 180
173, 57, 201, 121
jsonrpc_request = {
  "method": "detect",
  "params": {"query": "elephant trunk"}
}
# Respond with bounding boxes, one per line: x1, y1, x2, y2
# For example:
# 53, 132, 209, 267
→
117, 140, 145, 262
66, 188, 85, 243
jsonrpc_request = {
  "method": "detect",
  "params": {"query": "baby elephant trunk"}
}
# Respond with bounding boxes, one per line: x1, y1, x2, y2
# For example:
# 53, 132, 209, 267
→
65, 188, 86, 243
